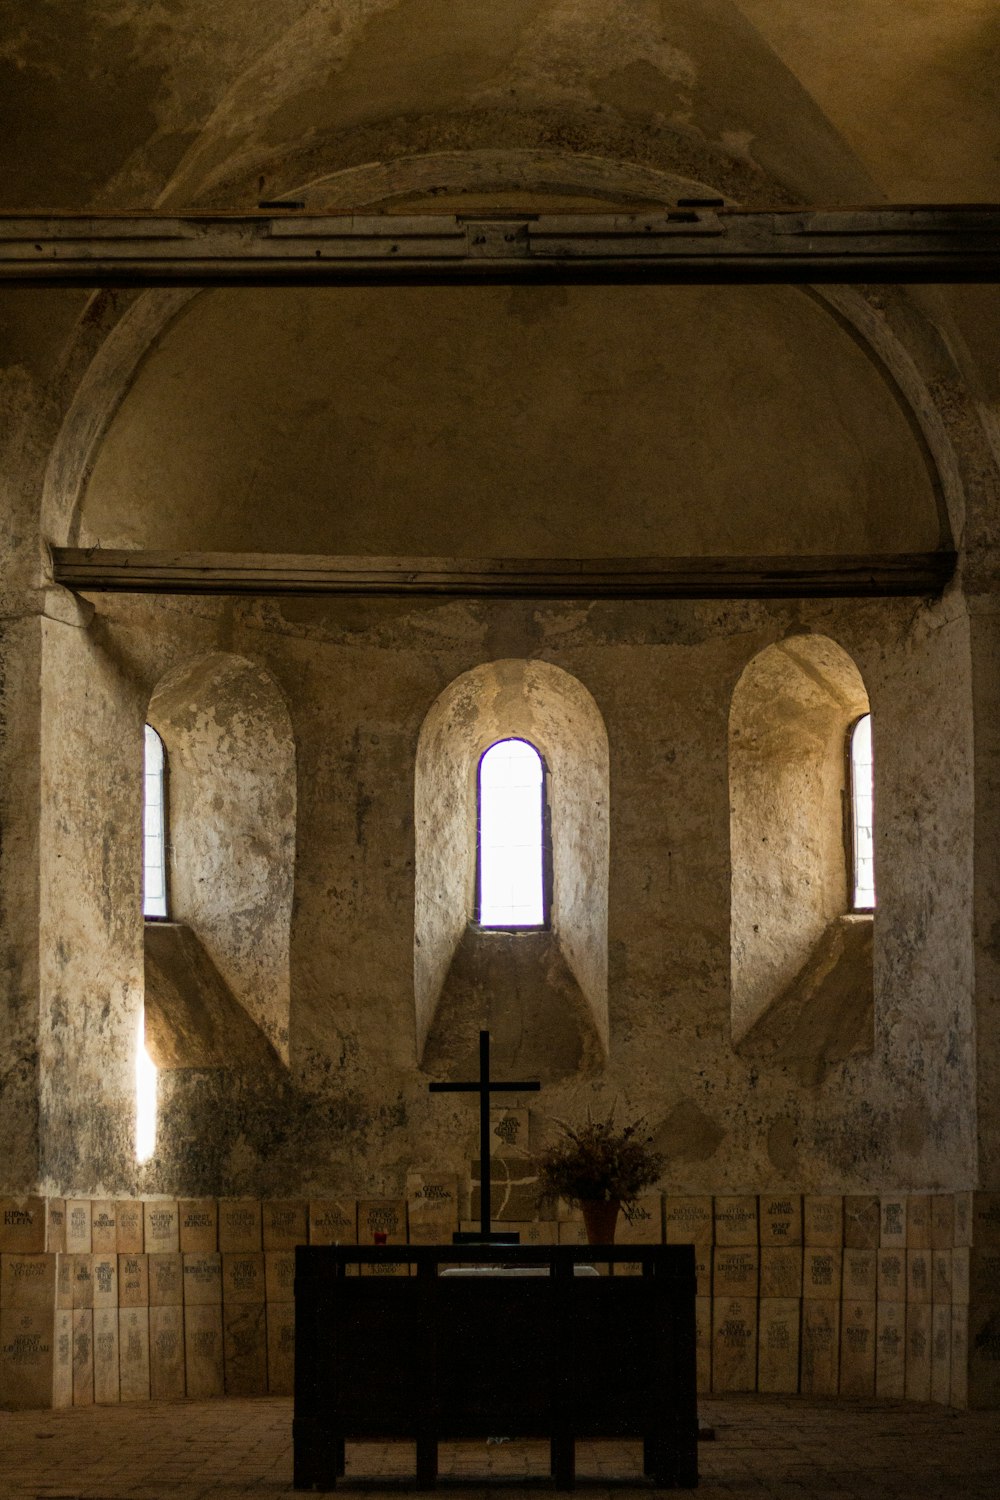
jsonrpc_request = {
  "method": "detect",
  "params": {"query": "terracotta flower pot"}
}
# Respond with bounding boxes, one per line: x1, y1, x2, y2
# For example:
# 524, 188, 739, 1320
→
581, 1198, 620, 1245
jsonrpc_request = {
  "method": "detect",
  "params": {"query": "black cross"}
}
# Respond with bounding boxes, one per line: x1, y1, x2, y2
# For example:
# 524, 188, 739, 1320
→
429, 1030, 540, 1243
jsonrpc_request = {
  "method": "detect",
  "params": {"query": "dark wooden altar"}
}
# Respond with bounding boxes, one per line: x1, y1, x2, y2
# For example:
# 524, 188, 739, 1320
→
292, 1243, 698, 1490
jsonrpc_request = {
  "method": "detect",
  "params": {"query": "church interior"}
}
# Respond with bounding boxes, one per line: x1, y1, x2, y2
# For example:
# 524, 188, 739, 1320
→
1, 0, 1000, 1479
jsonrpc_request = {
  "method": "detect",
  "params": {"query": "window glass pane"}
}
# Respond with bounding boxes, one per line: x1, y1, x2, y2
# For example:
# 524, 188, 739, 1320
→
851, 713, 876, 909
143, 724, 167, 918
479, 738, 545, 927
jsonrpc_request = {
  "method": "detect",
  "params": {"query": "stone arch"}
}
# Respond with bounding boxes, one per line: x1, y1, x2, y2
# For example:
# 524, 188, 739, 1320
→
414, 658, 609, 1082
729, 634, 874, 1069
145, 652, 296, 1063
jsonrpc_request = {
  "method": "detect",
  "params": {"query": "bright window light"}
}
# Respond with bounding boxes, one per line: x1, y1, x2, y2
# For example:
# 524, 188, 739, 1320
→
851, 713, 876, 910
478, 738, 546, 928
143, 724, 167, 918
135, 1009, 157, 1163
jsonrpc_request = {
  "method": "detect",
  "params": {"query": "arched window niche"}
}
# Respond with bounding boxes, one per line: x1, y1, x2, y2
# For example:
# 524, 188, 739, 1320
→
415, 660, 609, 1082
142, 653, 295, 1071
143, 724, 168, 919
729, 634, 874, 1076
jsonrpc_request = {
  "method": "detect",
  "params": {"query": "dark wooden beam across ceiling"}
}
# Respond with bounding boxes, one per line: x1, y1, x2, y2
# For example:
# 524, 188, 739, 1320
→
51, 549, 956, 600
2, 207, 999, 286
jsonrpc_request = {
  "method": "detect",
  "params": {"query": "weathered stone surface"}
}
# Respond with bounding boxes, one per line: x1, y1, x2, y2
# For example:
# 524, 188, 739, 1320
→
760, 1247, 802, 1299
218, 1201, 262, 1254
224, 1304, 267, 1395
143, 1203, 179, 1256
759, 1196, 802, 1248
178, 1201, 218, 1254
184, 1304, 224, 1399
93, 1308, 119, 1405
149, 1307, 184, 1399
840, 1301, 876, 1397
183, 1254, 222, 1306
712, 1298, 758, 1393
148, 1254, 183, 1308
262, 1201, 307, 1252
905, 1303, 932, 1402
222, 1253, 264, 1304
308, 1201, 356, 1246
801, 1299, 840, 1396
118, 1308, 150, 1402
758, 1298, 800, 1394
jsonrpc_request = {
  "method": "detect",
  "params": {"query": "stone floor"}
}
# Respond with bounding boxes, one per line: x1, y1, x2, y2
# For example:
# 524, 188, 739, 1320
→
1, 1395, 997, 1500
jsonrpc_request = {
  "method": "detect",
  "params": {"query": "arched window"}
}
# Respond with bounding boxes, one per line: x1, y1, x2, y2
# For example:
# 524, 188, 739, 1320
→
143, 723, 168, 918
477, 737, 548, 928
849, 713, 876, 910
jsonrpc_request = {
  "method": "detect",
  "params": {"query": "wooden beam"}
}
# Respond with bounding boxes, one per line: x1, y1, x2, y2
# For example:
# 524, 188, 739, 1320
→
51, 548, 956, 599
2, 207, 999, 286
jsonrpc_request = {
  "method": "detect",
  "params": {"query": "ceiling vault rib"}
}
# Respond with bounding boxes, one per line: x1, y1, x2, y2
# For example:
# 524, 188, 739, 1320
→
1, 208, 998, 286
51, 549, 956, 600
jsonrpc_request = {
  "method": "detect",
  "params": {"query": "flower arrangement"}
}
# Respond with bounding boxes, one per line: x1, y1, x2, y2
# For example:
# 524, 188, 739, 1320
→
535, 1109, 665, 1207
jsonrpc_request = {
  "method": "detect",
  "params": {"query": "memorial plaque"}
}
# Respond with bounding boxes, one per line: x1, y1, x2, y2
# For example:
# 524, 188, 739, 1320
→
695, 1297, 712, 1395
714, 1196, 758, 1247
553, 1218, 608, 1272
932, 1249, 952, 1303
66, 1200, 92, 1254
930, 1194, 954, 1250
760, 1246, 802, 1299
968, 1247, 1000, 1303
262, 1200, 308, 1251
92, 1254, 118, 1309
906, 1195, 931, 1249
223, 1251, 265, 1303
665, 1196, 714, 1245
308, 1199, 356, 1245
954, 1191, 972, 1248
619, 1194, 663, 1242
876, 1301, 906, 1398
358, 1200, 408, 1274
93, 1307, 119, 1404
905, 1302, 932, 1402
877, 1248, 906, 1301
149, 1252, 183, 1307
184, 1304, 224, 1398
844, 1195, 880, 1250
115, 1201, 144, 1254
406, 1173, 458, 1244
759, 1196, 802, 1247
42, 1200, 66, 1254
56, 1253, 73, 1310
880, 1195, 907, 1248
54, 1308, 72, 1408
470, 1162, 540, 1223
906, 1248, 932, 1304
711, 1297, 757, 1392
1, 1253, 57, 1310
119, 1307, 150, 1402
267, 1305, 296, 1395
801, 1299, 840, 1396
72, 1307, 94, 1405
90, 1201, 117, 1254
692, 1242, 713, 1297
931, 1303, 951, 1404
183, 1253, 222, 1306
952, 1247, 970, 1303
803, 1247, 841, 1299
224, 1302, 267, 1395
757, 1298, 800, 1394
614, 1194, 662, 1275
149, 1305, 185, 1398
144, 1201, 180, 1255
265, 1251, 295, 1304
842, 1248, 877, 1300
504, 1220, 558, 1246
490, 1106, 530, 1156
179, 1199, 218, 1253
713, 1247, 759, 1296
118, 1254, 149, 1308
72, 1254, 94, 1309
0, 1196, 47, 1253
804, 1195, 843, 1248
839, 1301, 876, 1397
950, 1303, 968, 1408
0, 1309, 59, 1408
218, 1198, 262, 1252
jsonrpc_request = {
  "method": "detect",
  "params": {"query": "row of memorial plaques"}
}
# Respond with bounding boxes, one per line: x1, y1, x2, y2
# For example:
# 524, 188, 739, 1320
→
3, 1190, 999, 1254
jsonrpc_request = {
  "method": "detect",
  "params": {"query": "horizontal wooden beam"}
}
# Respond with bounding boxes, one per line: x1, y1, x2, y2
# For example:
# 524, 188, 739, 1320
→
2, 207, 998, 286
51, 548, 956, 600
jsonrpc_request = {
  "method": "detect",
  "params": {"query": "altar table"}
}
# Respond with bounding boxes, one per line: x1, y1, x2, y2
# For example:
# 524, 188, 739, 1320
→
292, 1243, 698, 1490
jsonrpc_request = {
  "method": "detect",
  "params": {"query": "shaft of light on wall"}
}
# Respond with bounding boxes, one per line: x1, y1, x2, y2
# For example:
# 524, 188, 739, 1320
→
136, 1008, 157, 1163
